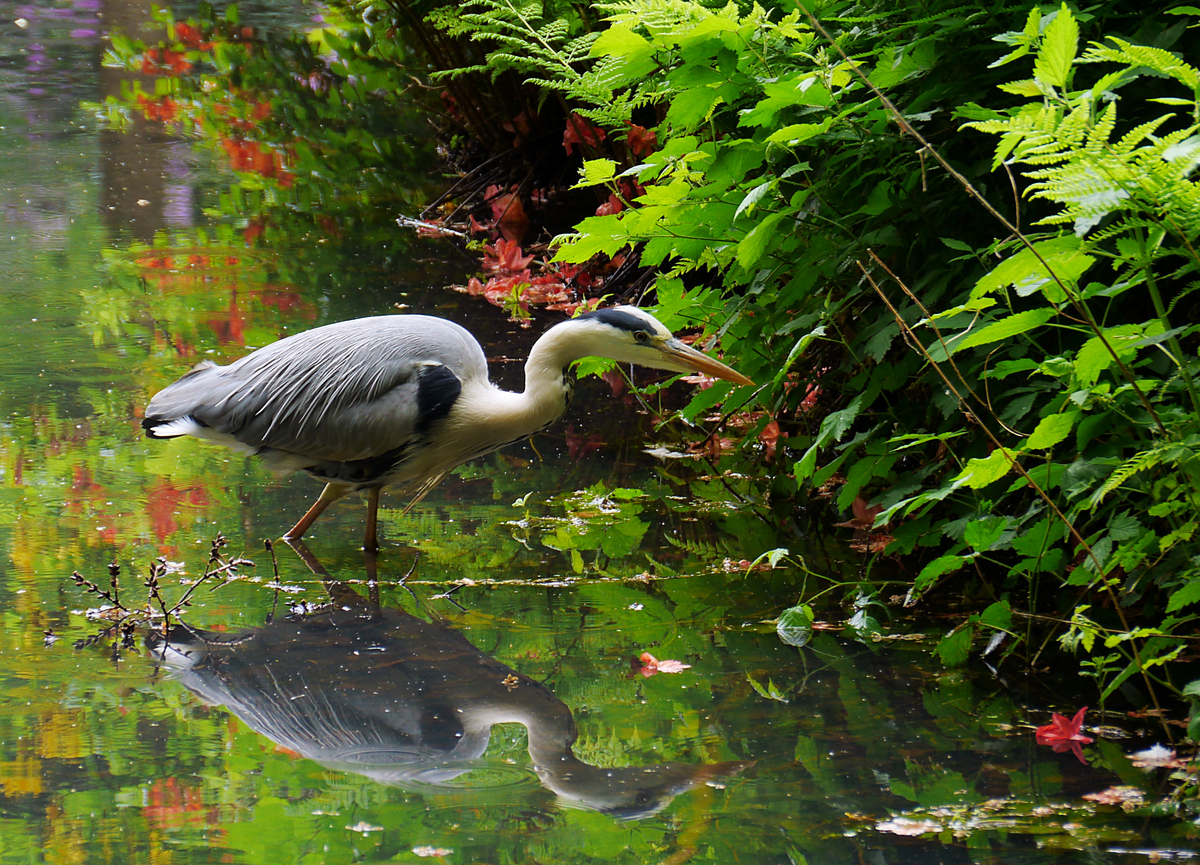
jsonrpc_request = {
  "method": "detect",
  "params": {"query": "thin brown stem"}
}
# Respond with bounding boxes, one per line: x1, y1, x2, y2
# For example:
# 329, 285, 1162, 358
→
795, 2, 1168, 438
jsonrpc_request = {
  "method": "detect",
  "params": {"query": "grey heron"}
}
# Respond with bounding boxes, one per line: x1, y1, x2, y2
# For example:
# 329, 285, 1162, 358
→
143, 306, 753, 550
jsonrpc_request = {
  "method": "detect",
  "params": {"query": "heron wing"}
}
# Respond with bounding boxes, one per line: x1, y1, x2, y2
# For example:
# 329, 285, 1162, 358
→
144, 315, 487, 462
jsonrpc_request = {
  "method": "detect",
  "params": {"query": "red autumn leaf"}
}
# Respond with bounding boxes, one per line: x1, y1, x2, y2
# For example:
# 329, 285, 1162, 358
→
1035, 706, 1094, 764
835, 496, 883, 530
565, 425, 605, 460
637, 652, 692, 677
562, 112, 606, 155
595, 193, 624, 216
174, 22, 213, 49
759, 419, 780, 461
484, 185, 530, 241
482, 239, 535, 274
626, 122, 657, 157
600, 369, 626, 396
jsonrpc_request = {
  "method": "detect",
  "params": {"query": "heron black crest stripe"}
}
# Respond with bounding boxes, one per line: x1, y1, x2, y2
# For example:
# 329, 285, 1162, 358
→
575, 308, 648, 333
414, 364, 462, 435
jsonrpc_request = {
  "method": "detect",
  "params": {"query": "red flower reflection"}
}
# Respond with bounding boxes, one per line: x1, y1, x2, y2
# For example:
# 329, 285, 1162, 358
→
1036, 706, 1094, 764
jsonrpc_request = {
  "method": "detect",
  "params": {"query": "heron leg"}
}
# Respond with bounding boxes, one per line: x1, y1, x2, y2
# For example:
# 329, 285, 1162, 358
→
283, 483, 351, 541
364, 486, 381, 554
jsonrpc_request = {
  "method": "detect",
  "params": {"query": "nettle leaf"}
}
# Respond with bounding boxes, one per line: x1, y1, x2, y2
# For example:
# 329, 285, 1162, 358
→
1074, 323, 1151, 387
983, 358, 1040, 380
1026, 409, 1079, 450
735, 180, 773, 220
980, 600, 1013, 631
665, 80, 723, 131
964, 516, 1008, 552
765, 118, 833, 146
913, 554, 967, 596
1034, 4, 1078, 88
736, 210, 787, 270
998, 78, 1047, 96
738, 74, 831, 128
973, 236, 1094, 304
1006, 461, 1066, 493
573, 158, 617, 188
776, 325, 826, 384
954, 308, 1057, 353
1167, 580, 1200, 613
936, 626, 973, 667
953, 448, 1015, 489
794, 392, 867, 480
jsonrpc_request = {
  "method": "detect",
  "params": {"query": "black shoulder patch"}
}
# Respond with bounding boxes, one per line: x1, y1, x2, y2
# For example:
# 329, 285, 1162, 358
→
575, 307, 649, 333
415, 363, 462, 435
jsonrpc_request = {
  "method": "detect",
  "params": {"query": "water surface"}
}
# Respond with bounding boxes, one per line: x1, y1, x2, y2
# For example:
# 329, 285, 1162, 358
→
0, 2, 1196, 862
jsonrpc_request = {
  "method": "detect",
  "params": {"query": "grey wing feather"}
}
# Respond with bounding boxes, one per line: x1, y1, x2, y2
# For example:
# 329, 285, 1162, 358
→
144, 315, 487, 462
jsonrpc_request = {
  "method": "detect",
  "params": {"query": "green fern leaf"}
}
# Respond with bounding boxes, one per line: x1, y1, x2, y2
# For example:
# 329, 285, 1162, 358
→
1034, 4, 1077, 88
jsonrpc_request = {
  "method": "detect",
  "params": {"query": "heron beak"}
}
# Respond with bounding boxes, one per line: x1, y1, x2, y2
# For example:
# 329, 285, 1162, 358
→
661, 338, 755, 387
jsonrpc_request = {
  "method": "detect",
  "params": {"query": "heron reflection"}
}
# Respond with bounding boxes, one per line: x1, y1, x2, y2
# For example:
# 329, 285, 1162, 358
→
148, 556, 748, 820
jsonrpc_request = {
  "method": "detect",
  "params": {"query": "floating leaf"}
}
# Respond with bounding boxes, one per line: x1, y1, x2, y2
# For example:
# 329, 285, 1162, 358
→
776, 604, 813, 648
748, 674, 788, 702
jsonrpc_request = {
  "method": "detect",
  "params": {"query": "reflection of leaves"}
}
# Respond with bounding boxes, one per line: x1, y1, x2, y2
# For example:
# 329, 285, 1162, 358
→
748, 674, 788, 703
776, 604, 813, 648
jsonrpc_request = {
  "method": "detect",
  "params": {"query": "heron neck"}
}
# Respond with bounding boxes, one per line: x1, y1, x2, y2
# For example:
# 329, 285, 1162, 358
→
520, 322, 580, 408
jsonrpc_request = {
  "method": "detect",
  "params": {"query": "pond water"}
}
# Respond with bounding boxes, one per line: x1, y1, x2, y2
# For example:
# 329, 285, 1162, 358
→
2, 1, 1199, 862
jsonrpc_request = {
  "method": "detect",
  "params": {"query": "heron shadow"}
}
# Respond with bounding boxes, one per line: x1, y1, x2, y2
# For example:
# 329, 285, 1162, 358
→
147, 541, 751, 820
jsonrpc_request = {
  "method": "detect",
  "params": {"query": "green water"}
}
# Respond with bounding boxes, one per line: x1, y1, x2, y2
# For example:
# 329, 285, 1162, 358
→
0, 0, 1197, 862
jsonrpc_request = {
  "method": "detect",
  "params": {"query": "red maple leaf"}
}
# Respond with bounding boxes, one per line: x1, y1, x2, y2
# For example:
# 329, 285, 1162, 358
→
626, 123, 658, 157
482, 239, 535, 274
637, 652, 691, 677
563, 113, 606, 155
595, 193, 624, 216
1036, 706, 1094, 764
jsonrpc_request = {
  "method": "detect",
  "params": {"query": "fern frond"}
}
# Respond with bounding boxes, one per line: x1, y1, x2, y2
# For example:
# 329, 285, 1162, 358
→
1113, 114, 1173, 156
1085, 38, 1200, 90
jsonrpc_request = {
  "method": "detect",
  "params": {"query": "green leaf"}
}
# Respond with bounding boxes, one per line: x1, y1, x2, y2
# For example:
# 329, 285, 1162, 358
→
793, 393, 867, 481
964, 516, 1008, 552
776, 326, 826, 384
765, 119, 832, 146
953, 448, 1015, 489
591, 24, 650, 56
980, 600, 1013, 631
936, 626, 973, 667
734, 181, 772, 220
1167, 580, 1200, 613
748, 674, 789, 702
1034, 5, 1077, 88
665, 83, 722, 131
736, 210, 787, 270
1074, 323, 1147, 387
954, 308, 1057, 353
608, 487, 645, 500
776, 604, 814, 648
1026, 410, 1079, 450
573, 158, 617, 188
913, 554, 967, 596
973, 236, 1094, 304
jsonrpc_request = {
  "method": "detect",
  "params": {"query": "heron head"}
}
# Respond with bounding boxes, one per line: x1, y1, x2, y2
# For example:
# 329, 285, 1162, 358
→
569, 306, 754, 386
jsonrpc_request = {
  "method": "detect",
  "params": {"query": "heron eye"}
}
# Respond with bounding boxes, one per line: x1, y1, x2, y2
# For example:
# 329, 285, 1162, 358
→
633, 330, 648, 343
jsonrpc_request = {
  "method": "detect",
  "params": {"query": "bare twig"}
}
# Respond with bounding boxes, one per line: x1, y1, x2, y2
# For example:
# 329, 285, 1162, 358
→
794, 2, 1168, 437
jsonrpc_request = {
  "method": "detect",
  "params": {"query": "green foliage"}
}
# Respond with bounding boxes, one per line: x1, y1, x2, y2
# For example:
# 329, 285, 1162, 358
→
429, 0, 1200, 695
